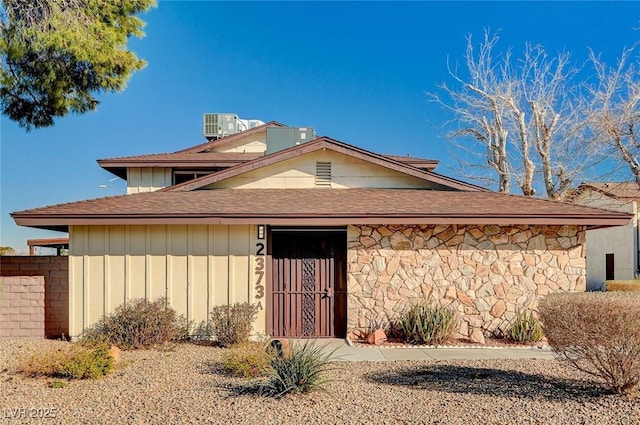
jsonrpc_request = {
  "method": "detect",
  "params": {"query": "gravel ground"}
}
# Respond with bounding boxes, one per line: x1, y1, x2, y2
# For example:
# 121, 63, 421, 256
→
1, 340, 638, 424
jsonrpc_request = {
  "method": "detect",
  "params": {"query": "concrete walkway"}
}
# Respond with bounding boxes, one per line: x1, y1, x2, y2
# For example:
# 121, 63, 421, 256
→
288, 339, 556, 362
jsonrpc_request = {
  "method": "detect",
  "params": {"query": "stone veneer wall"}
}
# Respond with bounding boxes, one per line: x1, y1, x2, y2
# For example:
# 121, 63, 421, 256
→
347, 224, 586, 342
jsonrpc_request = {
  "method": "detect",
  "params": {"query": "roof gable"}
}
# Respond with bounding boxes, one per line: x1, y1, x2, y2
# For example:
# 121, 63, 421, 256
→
163, 137, 486, 192
572, 182, 640, 202
176, 121, 286, 154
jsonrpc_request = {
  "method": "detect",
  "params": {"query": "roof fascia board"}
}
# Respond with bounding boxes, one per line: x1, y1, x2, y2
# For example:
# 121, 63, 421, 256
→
14, 214, 631, 228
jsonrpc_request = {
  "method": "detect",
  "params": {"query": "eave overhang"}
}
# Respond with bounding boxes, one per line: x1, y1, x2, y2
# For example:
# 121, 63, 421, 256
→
13, 212, 631, 233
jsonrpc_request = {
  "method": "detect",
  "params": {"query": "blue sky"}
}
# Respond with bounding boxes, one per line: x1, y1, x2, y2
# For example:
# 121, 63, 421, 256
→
1, 1, 638, 252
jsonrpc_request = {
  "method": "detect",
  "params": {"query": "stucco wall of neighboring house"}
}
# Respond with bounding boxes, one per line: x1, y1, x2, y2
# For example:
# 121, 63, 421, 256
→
68, 224, 266, 339
126, 167, 173, 194
208, 150, 443, 190
0, 256, 69, 338
346, 224, 586, 340
571, 191, 638, 290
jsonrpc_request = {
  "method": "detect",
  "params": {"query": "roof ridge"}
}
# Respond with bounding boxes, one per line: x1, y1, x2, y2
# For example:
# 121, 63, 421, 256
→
175, 121, 286, 154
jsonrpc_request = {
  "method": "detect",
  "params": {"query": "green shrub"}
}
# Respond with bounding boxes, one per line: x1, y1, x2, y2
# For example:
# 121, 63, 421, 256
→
259, 341, 335, 397
508, 310, 544, 343
21, 341, 115, 380
221, 341, 274, 378
210, 302, 259, 347
82, 298, 182, 349
398, 302, 457, 345
539, 292, 640, 394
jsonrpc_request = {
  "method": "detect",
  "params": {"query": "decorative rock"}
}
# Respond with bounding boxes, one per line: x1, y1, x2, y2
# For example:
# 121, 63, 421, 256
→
490, 300, 506, 318
390, 233, 412, 250
366, 329, 387, 345
109, 345, 121, 364
360, 236, 377, 248
469, 328, 485, 344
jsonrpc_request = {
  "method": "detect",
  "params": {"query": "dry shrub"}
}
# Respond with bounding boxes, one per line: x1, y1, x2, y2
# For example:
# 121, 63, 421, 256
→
83, 298, 182, 349
606, 280, 640, 292
20, 341, 114, 380
221, 341, 274, 378
210, 302, 259, 347
539, 292, 640, 394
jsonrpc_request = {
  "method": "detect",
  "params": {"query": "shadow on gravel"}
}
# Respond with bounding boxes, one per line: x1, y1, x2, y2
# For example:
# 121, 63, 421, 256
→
365, 365, 605, 400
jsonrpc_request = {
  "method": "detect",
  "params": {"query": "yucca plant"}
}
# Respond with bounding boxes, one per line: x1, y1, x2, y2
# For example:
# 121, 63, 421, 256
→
259, 341, 336, 397
508, 310, 544, 343
399, 302, 457, 345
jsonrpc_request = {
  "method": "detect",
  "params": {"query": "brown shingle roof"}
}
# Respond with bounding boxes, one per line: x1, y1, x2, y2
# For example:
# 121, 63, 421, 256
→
98, 152, 264, 179
383, 155, 439, 170
12, 189, 631, 231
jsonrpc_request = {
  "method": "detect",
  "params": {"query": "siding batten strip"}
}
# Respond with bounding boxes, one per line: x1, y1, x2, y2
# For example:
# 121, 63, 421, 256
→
145, 226, 151, 300
187, 225, 193, 325
125, 226, 130, 305
166, 225, 172, 303
104, 226, 109, 316
83, 226, 90, 333
227, 226, 232, 305
208, 225, 214, 329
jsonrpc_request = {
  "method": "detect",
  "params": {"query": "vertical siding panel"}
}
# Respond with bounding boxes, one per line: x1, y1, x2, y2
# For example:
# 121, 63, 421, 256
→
149, 225, 167, 301
87, 226, 105, 330
107, 226, 126, 312
213, 226, 229, 306
170, 225, 188, 318
128, 226, 147, 300
69, 226, 85, 338
191, 225, 209, 332
229, 226, 250, 303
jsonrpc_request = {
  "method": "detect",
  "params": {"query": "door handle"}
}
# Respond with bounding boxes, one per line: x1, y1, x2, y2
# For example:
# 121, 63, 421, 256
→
324, 288, 331, 298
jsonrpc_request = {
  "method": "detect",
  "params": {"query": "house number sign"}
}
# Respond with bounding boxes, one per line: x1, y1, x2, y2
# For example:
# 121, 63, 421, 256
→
254, 243, 265, 310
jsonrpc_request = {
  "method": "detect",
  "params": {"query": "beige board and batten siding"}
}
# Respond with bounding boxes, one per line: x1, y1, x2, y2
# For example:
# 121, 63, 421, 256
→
126, 167, 173, 194
211, 132, 267, 153
69, 224, 267, 338
207, 150, 440, 189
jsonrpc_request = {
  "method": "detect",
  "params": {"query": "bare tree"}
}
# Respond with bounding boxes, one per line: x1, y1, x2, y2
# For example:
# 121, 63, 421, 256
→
428, 31, 516, 193
429, 31, 600, 199
587, 47, 640, 187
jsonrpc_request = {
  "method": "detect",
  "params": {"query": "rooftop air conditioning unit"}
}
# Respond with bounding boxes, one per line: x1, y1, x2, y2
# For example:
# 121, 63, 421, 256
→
203, 113, 239, 140
266, 127, 316, 154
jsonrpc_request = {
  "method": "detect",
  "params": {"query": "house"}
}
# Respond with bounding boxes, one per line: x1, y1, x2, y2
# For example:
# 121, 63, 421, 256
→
568, 182, 640, 290
11, 120, 631, 342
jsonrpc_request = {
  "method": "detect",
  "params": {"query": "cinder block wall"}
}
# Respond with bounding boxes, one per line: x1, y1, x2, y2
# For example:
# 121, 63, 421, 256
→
0, 276, 45, 339
0, 257, 69, 338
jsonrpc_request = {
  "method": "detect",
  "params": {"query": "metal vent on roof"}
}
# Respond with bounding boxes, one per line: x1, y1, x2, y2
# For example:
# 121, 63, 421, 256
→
315, 161, 331, 187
